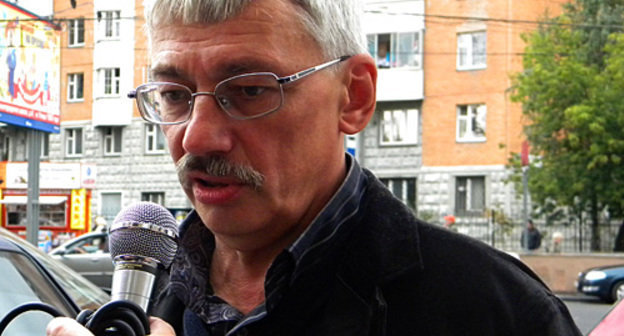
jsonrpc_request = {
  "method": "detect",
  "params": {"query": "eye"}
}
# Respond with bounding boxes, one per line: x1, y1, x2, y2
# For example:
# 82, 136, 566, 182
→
159, 88, 189, 104
240, 85, 266, 97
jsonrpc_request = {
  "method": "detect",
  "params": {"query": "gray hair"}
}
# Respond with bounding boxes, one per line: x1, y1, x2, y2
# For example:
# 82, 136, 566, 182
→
143, 0, 367, 59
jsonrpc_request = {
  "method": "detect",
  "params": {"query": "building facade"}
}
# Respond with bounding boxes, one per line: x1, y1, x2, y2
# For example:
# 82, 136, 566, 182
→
358, 0, 567, 226
49, 0, 190, 226
0, 0, 575, 240
359, 0, 425, 214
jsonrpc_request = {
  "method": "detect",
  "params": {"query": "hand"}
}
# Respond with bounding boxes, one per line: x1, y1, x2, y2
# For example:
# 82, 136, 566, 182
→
46, 316, 175, 336
46, 317, 93, 336
149, 316, 176, 335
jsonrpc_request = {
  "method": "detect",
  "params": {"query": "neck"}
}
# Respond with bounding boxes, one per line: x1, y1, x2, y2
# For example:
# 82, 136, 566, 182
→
209, 237, 282, 314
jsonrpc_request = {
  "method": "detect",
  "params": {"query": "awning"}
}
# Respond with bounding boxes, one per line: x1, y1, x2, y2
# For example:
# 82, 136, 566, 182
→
0, 196, 67, 205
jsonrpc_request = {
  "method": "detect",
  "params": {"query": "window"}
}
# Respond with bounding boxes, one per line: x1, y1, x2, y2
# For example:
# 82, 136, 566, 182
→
1, 135, 10, 161
145, 124, 166, 153
457, 31, 487, 70
41, 133, 49, 159
380, 109, 418, 145
64, 235, 109, 254
6, 202, 66, 227
98, 68, 120, 96
367, 32, 421, 69
68, 18, 85, 46
141, 192, 165, 206
67, 73, 84, 101
456, 104, 486, 142
24, 133, 49, 160
103, 127, 122, 155
380, 178, 416, 212
66, 128, 83, 157
97, 10, 120, 39
455, 176, 485, 216
100, 192, 121, 223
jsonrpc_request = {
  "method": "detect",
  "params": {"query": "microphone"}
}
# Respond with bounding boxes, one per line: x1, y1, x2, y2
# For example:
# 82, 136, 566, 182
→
108, 201, 178, 312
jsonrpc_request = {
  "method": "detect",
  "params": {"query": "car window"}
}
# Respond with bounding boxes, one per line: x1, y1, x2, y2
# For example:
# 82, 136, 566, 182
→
0, 251, 75, 335
66, 235, 109, 254
0, 229, 109, 311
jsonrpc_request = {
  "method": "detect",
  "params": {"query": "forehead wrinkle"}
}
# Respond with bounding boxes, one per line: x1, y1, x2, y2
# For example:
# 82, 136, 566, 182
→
149, 63, 189, 82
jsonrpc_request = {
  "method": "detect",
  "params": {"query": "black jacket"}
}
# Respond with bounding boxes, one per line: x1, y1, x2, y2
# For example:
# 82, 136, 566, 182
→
153, 170, 581, 335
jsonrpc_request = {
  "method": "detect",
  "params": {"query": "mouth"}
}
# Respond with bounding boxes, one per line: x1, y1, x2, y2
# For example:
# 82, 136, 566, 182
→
187, 173, 245, 205
188, 172, 239, 188
196, 177, 230, 188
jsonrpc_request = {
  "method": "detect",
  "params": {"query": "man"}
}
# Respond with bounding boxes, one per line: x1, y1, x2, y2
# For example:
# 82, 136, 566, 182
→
521, 219, 542, 251
48, 0, 581, 335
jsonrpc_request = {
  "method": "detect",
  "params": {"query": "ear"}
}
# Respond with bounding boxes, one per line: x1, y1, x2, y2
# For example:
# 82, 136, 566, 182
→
339, 54, 377, 134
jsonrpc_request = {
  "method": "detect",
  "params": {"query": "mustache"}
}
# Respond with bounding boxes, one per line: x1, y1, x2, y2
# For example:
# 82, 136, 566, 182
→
176, 154, 265, 191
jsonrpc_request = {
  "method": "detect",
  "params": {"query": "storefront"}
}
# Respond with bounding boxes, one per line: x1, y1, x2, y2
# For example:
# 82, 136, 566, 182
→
0, 162, 96, 249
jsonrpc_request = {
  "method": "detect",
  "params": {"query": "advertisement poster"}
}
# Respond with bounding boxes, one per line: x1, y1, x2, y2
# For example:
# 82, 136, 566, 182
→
0, 3, 60, 133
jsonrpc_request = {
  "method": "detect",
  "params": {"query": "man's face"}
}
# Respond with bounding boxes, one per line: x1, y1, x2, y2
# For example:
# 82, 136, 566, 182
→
149, 0, 349, 250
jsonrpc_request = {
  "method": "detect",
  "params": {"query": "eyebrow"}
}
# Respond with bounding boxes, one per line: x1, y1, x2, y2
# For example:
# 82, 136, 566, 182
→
149, 64, 188, 82
149, 57, 285, 83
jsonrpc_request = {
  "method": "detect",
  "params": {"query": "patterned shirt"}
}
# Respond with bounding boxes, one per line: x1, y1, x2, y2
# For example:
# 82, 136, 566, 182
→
169, 154, 368, 336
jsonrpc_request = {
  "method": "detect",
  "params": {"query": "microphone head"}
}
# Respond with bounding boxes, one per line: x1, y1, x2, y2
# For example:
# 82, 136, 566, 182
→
109, 202, 178, 268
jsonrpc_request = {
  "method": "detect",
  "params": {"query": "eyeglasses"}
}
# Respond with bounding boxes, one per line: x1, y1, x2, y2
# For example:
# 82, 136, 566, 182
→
128, 55, 351, 125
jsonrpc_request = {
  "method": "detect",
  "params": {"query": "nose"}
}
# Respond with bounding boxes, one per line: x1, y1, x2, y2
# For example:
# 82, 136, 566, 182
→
181, 94, 234, 156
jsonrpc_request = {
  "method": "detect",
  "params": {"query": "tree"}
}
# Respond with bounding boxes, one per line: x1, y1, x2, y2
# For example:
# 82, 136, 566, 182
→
510, 0, 624, 251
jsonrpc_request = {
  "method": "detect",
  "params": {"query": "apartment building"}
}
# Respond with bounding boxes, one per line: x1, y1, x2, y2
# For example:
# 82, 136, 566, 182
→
418, 0, 566, 222
0, 0, 574, 235
358, 0, 425, 213
51, 0, 190, 224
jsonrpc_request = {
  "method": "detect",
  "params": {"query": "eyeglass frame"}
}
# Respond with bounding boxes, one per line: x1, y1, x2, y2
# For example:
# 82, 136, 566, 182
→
128, 55, 352, 125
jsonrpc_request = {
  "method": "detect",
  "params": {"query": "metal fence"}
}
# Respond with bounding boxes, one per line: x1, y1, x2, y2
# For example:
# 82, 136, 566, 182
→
450, 217, 622, 253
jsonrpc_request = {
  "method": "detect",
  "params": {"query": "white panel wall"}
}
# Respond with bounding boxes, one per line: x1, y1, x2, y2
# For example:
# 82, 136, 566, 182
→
92, 0, 135, 126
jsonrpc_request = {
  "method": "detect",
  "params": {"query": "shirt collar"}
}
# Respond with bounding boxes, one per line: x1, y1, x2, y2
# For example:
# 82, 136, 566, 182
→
287, 153, 367, 262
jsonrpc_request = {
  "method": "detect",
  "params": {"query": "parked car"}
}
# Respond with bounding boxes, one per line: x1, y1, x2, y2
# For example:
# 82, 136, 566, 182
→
0, 227, 109, 335
49, 231, 113, 293
576, 264, 624, 303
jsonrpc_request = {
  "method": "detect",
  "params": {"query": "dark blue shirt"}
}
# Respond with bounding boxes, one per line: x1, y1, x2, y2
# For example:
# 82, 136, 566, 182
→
169, 154, 368, 335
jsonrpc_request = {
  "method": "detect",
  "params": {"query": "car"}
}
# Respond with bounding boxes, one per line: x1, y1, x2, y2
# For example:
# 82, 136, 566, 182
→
576, 264, 624, 303
0, 227, 109, 335
49, 231, 113, 293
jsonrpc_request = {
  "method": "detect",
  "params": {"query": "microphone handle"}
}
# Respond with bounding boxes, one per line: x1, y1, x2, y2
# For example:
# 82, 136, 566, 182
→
111, 256, 159, 312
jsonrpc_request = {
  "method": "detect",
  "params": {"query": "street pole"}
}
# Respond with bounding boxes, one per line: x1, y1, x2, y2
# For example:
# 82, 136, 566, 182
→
522, 166, 529, 251
26, 129, 42, 246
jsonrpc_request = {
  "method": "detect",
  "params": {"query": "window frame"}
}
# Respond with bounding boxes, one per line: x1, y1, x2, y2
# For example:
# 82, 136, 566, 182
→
145, 124, 166, 154
6, 201, 67, 227
97, 10, 121, 40
379, 108, 419, 146
455, 175, 486, 217
456, 104, 486, 143
41, 132, 49, 159
367, 31, 422, 69
97, 68, 121, 97
65, 128, 83, 157
103, 126, 122, 156
68, 18, 85, 47
380, 177, 417, 212
141, 192, 165, 206
100, 191, 122, 223
67, 73, 84, 102
456, 31, 487, 71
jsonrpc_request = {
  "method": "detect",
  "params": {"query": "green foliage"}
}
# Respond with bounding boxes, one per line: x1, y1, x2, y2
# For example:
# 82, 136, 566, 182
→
510, 0, 624, 250
417, 209, 437, 223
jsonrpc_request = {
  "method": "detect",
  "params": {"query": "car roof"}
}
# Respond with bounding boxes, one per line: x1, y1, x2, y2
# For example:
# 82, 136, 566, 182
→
0, 235, 23, 253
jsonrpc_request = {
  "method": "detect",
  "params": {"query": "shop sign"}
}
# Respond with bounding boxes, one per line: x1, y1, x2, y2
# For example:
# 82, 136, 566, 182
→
5, 162, 81, 189
81, 164, 97, 189
70, 188, 86, 230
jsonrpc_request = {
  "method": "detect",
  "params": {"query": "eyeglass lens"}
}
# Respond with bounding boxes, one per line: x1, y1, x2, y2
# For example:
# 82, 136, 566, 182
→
137, 74, 283, 124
